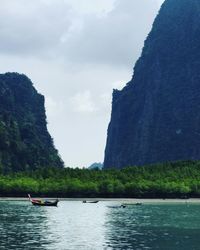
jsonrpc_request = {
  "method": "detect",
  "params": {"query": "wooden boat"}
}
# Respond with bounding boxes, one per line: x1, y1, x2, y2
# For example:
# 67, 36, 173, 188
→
123, 203, 142, 206
82, 200, 99, 203
28, 194, 59, 207
107, 204, 126, 208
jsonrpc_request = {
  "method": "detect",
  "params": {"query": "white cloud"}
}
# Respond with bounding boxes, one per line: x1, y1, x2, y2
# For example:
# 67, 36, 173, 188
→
156, 0, 165, 6
100, 93, 112, 107
63, 0, 115, 14
0, 0, 160, 67
70, 90, 97, 113
63, 0, 159, 67
45, 96, 64, 118
0, 0, 72, 57
111, 81, 126, 90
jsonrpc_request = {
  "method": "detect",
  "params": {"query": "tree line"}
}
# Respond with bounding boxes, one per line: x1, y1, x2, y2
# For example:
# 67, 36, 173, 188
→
0, 160, 200, 198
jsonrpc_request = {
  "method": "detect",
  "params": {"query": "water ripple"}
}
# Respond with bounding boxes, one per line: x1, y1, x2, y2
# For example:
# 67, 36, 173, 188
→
0, 201, 200, 249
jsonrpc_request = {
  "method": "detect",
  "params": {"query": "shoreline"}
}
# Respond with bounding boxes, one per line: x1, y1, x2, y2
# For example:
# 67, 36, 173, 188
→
1, 197, 200, 204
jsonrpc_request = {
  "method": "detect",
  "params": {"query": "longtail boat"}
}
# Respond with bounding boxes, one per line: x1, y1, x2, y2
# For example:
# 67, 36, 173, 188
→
28, 194, 59, 207
82, 200, 99, 203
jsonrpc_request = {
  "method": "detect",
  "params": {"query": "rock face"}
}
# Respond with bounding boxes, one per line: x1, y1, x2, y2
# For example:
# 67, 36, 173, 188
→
88, 162, 103, 170
104, 0, 200, 168
0, 73, 63, 172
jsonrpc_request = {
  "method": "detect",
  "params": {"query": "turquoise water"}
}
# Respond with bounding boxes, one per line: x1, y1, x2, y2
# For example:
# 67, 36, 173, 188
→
0, 201, 200, 249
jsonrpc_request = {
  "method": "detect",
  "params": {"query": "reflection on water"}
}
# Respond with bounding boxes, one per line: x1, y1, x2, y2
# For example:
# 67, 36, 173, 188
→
0, 201, 48, 249
0, 201, 107, 250
0, 201, 200, 249
42, 201, 106, 250
105, 204, 200, 250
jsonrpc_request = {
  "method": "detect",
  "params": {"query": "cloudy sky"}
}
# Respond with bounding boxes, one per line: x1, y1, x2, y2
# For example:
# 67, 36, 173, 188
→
0, 0, 164, 167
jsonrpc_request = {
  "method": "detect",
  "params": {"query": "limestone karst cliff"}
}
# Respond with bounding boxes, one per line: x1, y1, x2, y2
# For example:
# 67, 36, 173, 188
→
104, 0, 200, 168
0, 72, 63, 172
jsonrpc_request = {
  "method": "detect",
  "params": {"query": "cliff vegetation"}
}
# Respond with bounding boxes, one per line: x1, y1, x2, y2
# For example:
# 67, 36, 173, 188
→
0, 72, 63, 172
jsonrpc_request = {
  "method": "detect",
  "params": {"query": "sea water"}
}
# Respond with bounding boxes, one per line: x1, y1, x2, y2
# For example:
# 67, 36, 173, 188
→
0, 201, 200, 249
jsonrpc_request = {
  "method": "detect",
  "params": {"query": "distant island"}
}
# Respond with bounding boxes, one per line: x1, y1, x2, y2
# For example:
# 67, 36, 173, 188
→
88, 162, 103, 170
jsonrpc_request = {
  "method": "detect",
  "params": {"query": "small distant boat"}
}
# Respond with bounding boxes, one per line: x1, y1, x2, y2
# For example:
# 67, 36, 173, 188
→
28, 194, 59, 207
107, 204, 126, 208
135, 203, 142, 206
123, 203, 142, 206
82, 200, 99, 203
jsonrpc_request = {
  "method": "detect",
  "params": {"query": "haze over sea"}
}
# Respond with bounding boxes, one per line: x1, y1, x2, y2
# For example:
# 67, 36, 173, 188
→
1, 200, 200, 249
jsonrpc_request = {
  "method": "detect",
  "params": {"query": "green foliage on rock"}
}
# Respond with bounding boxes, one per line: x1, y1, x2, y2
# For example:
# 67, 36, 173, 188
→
0, 73, 63, 172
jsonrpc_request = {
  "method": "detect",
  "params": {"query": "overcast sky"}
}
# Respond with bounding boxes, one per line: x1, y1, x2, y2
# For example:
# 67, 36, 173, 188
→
0, 0, 164, 167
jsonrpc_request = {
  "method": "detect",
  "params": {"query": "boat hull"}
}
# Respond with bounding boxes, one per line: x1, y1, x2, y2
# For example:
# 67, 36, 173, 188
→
31, 201, 58, 207
82, 200, 99, 203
